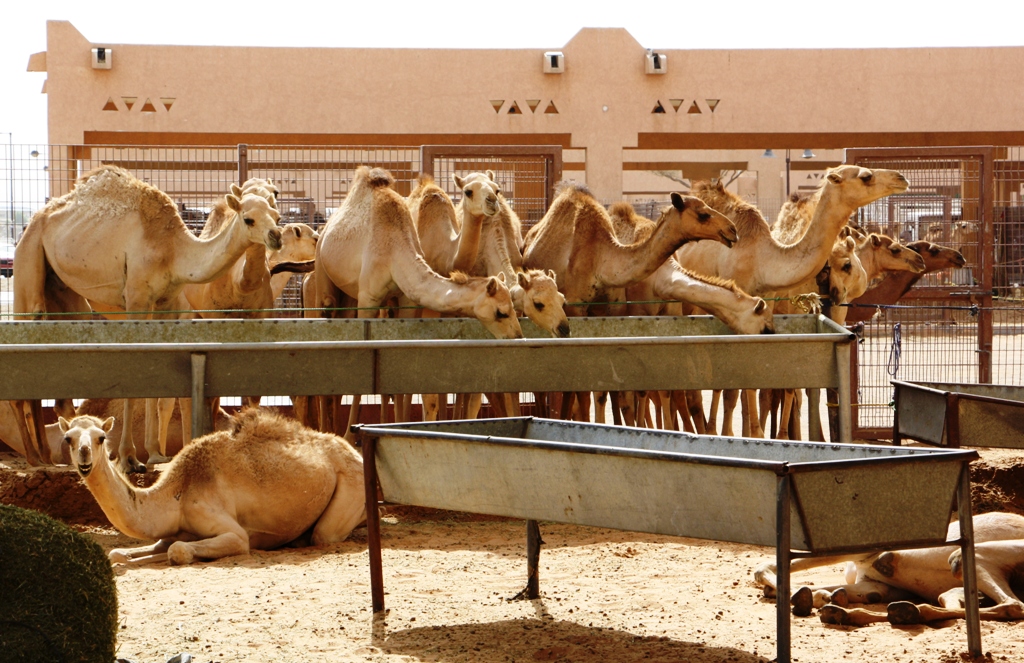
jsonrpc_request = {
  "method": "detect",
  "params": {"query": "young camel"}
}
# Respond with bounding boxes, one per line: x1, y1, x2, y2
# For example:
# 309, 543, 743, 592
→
681, 166, 909, 437
753, 512, 1024, 626
845, 240, 966, 324
14, 165, 282, 474
61, 409, 365, 565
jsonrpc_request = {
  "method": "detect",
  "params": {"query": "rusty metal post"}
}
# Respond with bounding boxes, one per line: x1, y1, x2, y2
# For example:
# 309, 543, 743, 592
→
237, 144, 248, 186
775, 473, 792, 663
957, 463, 982, 657
526, 519, 541, 599
360, 431, 385, 613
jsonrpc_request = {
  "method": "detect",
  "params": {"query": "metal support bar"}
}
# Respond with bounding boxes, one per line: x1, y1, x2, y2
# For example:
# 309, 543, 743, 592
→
808, 389, 822, 441
361, 433, 385, 613
526, 519, 541, 599
957, 464, 982, 657
836, 342, 852, 443
190, 353, 207, 439
775, 473, 792, 663
237, 144, 248, 185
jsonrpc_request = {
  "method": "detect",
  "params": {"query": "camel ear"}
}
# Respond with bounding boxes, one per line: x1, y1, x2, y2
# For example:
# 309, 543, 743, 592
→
58, 417, 71, 433
231, 183, 243, 197
517, 271, 530, 288
870, 233, 882, 247
487, 169, 497, 182
226, 194, 243, 212
486, 276, 499, 296
754, 298, 767, 315
453, 174, 466, 190
547, 269, 557, 284
102, 417, 116, 433
815, 264, 831, 285
844, 236, 856, 250
827, 171, 843, 184
670, 192, 686, 211
496, 271, 506, 284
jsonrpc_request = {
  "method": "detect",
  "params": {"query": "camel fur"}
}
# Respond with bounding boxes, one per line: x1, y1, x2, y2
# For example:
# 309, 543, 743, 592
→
61, 409, 365, 565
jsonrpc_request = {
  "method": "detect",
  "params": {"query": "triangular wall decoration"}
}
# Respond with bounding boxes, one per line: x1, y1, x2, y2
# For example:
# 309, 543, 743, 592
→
508, 101, 522, 114
707, 99, 720, 112
687, 101, 702, 114
652, 101, 667, 114
160, 98, 175, 111
490, 100, 504, 113
140, 98, 157, 113
544, 101, 559, 114
526, 99, 541, 112
122, 97, 137, 111
669, 99, 684, 112
102, 97, 118, 111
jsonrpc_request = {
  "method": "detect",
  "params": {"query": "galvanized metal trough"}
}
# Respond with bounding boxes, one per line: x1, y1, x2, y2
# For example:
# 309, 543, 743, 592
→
0, 314, 855, 440
893, 380, 1024, 448
354, 417, 982, 663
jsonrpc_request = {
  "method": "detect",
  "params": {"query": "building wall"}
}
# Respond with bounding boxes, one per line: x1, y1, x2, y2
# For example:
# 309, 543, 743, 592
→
31, 21, 1024, 201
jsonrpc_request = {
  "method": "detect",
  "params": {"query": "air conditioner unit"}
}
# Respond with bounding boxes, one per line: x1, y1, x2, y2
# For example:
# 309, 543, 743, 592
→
645, 51, 666, 75
92, 47, 112, 70
543, 51, 564, 74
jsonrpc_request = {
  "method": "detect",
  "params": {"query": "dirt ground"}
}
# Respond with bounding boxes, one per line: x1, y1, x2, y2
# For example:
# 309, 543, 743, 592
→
3, 449, 1024, 663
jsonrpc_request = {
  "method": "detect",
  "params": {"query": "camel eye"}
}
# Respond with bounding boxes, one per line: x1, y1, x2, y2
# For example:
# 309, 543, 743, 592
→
244, 217, 255, 226
860, 175, 873, 184
98, 436, 106, 444
494, 188, 501, 196
495, 310, 509, 320
842, 262, 852, 273
697, 212, 710, 223
533, 301, 545, 312
63, 436, 71, 445
464, 189, 473, 199
891, 247, 901, 256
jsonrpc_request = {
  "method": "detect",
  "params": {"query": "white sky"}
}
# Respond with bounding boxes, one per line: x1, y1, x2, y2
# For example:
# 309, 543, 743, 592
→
2, 0, 1022, 145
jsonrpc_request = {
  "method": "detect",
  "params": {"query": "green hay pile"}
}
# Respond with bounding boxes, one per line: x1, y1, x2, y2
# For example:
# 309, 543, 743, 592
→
0, 504, 118, 663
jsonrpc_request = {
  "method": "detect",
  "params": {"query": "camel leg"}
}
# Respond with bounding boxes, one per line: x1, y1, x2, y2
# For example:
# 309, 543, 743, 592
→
745, 390, 764, 438
593, 392, 608, 424
789, 390, 803, 440
486, 393, 507, 418
179, 398, 193, 447
343, 394, 361, 443
11, 401, 44, 466
574, 391, 592, 422
533, 393, 549, 418
466, 393, 483, 419
558, 392, 575, 421
721, 390, 738, 436
53, 399, 75, 420
118, 399, 147, 474
506, 393, 521, 417
109, 539, 174, 564
666, 392, 684, 432
759, 390, 774, 438
146, 398, 176, 465
293, 396, 309, 427
618, 392, 636, 427
685, 391, 707, 434
818, 605, 891, 626
311, 477, 368, 546
777, 390, 795, 441
422, 394, 441, 421
806, 389, 825, 441
706, 390, 721, 435
167, 528, 250, 565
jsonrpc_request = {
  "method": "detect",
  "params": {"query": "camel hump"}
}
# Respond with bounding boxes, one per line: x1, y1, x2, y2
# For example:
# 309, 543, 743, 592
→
363, 167, 395, 189
554, 180, 593, 200
607, 201, 636, 217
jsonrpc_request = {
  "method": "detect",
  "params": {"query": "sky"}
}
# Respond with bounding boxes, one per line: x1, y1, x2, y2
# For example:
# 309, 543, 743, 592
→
1, 0, 1022, 146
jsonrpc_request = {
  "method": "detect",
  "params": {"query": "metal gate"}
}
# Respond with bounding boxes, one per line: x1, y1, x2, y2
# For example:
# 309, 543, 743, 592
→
846, 147, 1005, 438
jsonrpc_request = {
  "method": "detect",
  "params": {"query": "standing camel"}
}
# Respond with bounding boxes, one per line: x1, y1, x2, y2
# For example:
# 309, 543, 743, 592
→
14, 165, 282, 473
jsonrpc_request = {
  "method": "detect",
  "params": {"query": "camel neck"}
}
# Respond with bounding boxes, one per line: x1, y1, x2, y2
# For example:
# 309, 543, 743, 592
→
602, 219, 686, 288
451, 210, 484, 274
766, 187, 852, 291
655, 262, 737, 325
238, 242, 271, 292
390, 252, 481, 315
85, 459, 181, 541
173, 214, 258, 284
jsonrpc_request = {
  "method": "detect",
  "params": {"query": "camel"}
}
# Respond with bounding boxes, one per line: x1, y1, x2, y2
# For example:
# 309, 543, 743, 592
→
753, 512, 1024, 626
269, 223, 320, 300
14, 165, 283, 474
523, 183, 738, 316
60, 409, 365, 565
679, 167, 909, 436
845, 240, 966, 324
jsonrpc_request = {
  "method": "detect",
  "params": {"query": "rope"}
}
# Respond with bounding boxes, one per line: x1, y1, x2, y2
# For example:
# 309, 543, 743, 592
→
886, 322, 902, 378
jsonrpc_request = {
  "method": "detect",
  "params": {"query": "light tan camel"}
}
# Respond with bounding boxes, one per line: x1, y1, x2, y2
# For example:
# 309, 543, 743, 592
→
845, 240, 966, 323
14, 165, 283, 474
754, 512, 1024, 625
523, 183, 738, 316
408, 174, 485, 277
61, 409, 365, 565
268, 222, 319, 300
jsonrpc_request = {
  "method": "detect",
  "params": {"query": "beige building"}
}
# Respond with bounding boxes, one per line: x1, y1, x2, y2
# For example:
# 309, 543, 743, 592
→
26, 20, 1024, 211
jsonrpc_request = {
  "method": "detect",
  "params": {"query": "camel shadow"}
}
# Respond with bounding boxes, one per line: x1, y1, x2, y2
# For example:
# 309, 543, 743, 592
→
370, 601, 772, 663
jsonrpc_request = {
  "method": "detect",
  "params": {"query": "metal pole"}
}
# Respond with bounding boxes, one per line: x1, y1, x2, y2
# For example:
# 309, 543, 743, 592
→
7, 133, 13, 242
361, 432, 386, 613
190, 353, 207, 439
785, 149, 791, 198
957, 463, 982, 657
526, 519, 541, 599
836, 341, 853, 443
775, 473, 792, 663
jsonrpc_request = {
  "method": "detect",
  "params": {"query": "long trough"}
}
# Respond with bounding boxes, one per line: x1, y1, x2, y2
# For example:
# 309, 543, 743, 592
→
0, 314, 856, 441
893, 380, 1024, 448
354, 417, 982, 663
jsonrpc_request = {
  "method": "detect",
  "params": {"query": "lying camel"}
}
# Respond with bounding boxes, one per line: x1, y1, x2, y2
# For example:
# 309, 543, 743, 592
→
61, 409, 365, 565
753, 511, 1024, 626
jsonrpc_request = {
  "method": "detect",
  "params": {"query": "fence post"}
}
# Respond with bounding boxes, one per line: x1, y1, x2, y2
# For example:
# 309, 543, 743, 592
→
237, 144, 248, 185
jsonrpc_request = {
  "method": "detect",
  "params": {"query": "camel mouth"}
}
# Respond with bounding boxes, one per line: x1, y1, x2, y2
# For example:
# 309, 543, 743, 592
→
718, 231, 736, 248
555, 322, 571, 338
760, 326, 776, 335
77, 463, 92, 477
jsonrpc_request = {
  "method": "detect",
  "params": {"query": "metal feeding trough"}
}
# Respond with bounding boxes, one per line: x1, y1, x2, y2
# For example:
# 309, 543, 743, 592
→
354, 417, 982, 663
893, 380, 1024, 448
0, 314, 854, 440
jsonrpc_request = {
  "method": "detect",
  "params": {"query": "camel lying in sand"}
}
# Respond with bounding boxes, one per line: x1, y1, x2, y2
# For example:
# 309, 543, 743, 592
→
754, 512, 1024, 625
61, 409, 365, 565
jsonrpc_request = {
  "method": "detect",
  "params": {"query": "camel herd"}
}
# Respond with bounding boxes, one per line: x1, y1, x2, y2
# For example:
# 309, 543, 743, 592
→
7, 160, 1023, 630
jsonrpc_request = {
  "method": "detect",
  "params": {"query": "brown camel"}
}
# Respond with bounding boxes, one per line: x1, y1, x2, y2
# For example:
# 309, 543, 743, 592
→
845, 240, 966, 323
13, 165, 283, 474
61, 409, 365, 565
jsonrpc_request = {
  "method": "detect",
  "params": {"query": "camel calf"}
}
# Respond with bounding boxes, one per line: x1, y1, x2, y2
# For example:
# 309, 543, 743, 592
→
753, 512, 1024, 626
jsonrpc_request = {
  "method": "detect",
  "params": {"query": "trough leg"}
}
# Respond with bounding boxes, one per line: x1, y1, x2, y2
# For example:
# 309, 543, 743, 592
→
775, 474, 792, 663
361, 434, 385, 613
190, 353, 208, 440
512, 519, 544, 601
958, 464, 982, 657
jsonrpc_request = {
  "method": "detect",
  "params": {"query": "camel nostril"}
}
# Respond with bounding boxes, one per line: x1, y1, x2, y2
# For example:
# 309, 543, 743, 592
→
557, 322, 571, 338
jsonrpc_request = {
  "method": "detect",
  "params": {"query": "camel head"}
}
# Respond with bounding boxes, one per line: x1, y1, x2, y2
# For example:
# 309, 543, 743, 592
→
454, 171, 502, 218
817, 235, 868, 305
451, 271, 523, 339
862, 233, 926, 274
665, 193, 739, 248
227, 193, 283, 251
273, 223, 319, 263
823, 166, 909, 208
515, 269, 570, 338
234, 177, 280, 209
907, 240, 967, 270
58, 415, 115, 478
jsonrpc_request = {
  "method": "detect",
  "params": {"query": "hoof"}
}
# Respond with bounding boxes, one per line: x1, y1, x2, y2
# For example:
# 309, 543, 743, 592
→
872, 551, 896, 578
118, 456, 148, 475
168, 542, 194, 566
887, 601, 922, 625
792, 586, 814, 617
762, 585, 777, 599
819, 604, 851, 625
109, 550, 130, 563
830, 587, 849, 607
146, 454, 173, 466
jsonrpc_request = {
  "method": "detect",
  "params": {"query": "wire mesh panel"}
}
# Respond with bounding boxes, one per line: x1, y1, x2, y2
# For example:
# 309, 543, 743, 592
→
992, 146, 1024, 384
